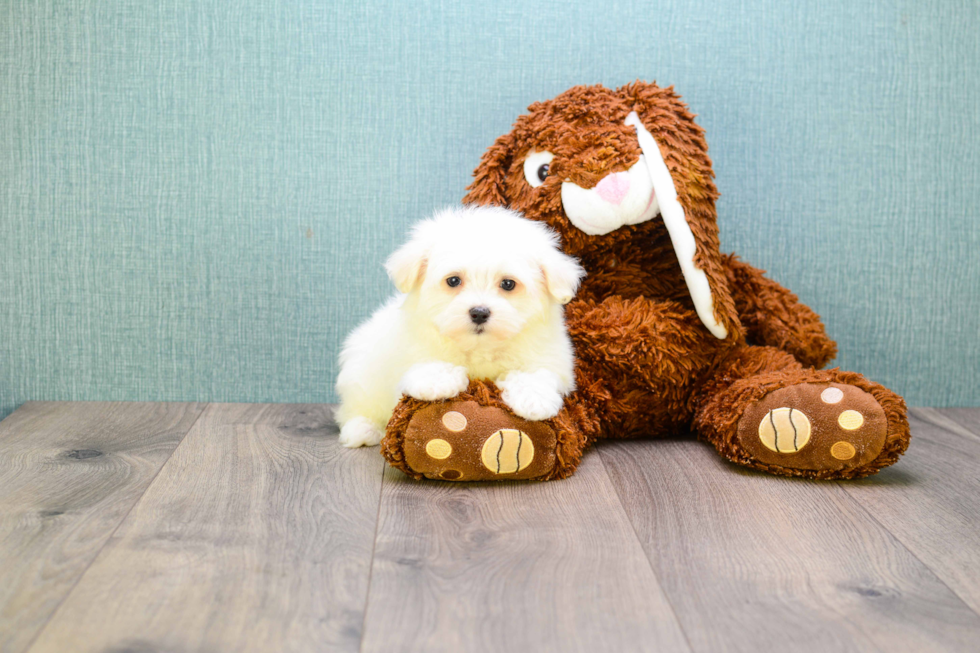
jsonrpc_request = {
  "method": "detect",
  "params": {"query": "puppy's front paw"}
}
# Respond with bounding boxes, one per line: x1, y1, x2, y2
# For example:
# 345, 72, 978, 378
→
497, 370, 565, 421
399, 362, 469, 401
339, 416, 384, 448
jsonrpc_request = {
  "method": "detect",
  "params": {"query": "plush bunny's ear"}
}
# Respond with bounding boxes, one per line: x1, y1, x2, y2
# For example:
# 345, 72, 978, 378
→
539, 247, 585, 305
625, 111, 727, 339
462, 131, 515, 207
620, 81, 739, 340
385, 227, 432, 293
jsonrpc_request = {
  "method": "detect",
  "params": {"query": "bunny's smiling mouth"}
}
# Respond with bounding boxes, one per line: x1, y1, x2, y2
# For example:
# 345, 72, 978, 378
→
560, 156, 660, 236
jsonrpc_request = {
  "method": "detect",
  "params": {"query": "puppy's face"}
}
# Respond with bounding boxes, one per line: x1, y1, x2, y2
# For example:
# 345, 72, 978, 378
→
386, 206, 583, 351
418, 249, 541, 345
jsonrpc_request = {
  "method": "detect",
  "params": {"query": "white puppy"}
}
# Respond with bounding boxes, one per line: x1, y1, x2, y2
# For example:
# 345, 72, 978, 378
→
335, 205, 585, 448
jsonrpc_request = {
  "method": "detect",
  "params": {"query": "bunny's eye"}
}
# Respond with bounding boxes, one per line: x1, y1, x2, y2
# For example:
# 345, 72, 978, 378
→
523, 150, 555, 188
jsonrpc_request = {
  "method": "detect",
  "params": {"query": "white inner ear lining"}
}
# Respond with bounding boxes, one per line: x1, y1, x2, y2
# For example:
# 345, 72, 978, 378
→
625, 111, 728, 340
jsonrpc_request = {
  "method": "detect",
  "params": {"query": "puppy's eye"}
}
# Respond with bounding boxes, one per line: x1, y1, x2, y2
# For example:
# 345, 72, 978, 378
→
523, 150, 554, 188
500, 279, 516, 291
446, 276, 462, 288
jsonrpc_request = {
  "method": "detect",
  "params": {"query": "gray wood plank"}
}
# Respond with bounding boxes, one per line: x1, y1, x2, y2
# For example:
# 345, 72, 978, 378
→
0, 401, 205, 653
906, 407, 980, 445
933, 407, 980, 435
600, 437, 980, 653
840, 408, 980, 615
361, 451, 691, 653
26, 403, 385, 653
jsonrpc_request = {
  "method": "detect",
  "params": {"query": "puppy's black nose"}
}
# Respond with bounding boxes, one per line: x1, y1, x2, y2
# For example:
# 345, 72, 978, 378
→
469, 306, 491, 325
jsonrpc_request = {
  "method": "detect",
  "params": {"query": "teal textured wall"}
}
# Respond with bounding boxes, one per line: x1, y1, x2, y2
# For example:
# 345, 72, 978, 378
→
2, 0, 978, 419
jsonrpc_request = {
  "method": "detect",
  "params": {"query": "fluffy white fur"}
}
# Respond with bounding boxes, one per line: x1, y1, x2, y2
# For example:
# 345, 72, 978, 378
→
335, 205, 585, 448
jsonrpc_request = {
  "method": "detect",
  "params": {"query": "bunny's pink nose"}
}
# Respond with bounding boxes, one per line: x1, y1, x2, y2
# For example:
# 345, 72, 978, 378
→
595, 172, 630, 205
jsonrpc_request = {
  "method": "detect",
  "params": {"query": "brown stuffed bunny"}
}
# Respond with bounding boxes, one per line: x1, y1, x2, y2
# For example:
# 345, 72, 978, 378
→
381, 82, 910, 481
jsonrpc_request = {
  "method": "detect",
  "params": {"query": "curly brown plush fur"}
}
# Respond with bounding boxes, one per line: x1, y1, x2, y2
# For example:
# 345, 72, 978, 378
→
382, 82, 909, 481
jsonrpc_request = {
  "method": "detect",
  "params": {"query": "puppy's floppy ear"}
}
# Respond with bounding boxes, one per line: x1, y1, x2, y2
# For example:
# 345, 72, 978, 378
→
539, 247, 585, 305
385, 227, 431, 293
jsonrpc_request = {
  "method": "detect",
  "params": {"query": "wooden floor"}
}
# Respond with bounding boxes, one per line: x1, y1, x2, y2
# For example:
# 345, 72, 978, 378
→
1, 403, 979, 652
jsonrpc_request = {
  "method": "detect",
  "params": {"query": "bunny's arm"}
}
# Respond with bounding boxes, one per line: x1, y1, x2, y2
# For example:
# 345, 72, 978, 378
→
722, 254, 837, 369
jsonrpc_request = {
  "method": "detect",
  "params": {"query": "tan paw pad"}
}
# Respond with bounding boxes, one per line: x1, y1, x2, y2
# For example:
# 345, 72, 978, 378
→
425, 438, 452, 459
837, 410, 864, 430
441, 411, 467, 432
758, 407, 811, 453
830, 441, 857, 460
821, 387, 844, 404
481, 429, 534, 474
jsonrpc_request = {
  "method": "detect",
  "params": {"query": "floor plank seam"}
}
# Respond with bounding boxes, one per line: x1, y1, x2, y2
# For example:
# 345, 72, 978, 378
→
911, 410, 980, 446
834, 479, 980, 621
595, 445, 697, 653
18, 402, 211, 653
357, 456, 388, 653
